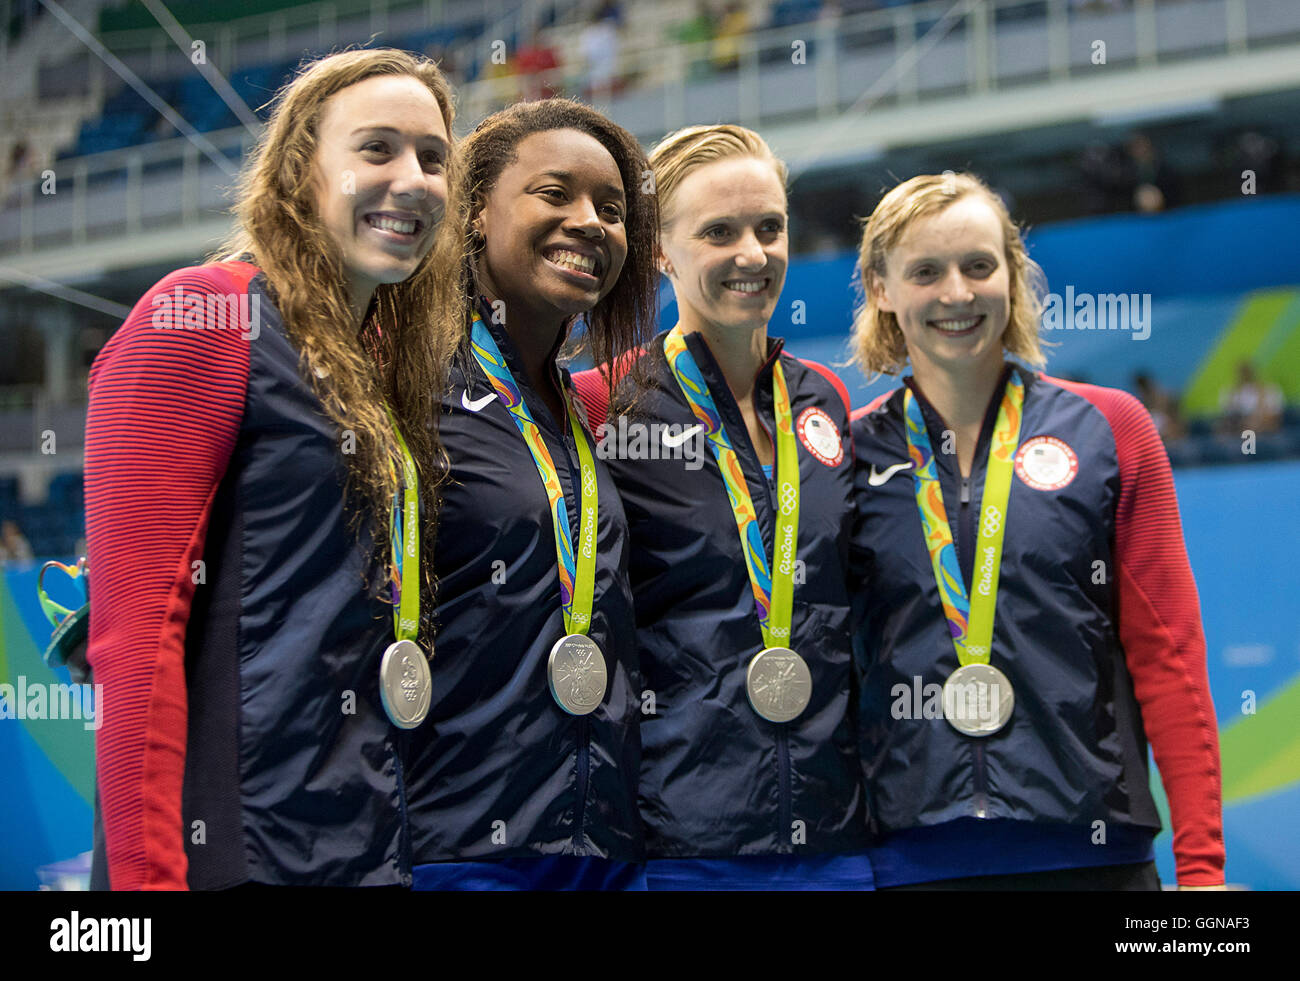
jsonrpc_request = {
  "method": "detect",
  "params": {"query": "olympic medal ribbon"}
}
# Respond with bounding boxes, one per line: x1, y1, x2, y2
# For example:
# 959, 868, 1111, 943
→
902, 371, 1024, 666
469, 316, 598, 635
663, 324, 800, 649
384, 407, 421, 643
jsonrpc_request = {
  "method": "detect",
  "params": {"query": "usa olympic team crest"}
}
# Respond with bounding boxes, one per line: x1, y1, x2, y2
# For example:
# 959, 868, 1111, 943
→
1014, 435, 1079, 491
796, 407, 843, 467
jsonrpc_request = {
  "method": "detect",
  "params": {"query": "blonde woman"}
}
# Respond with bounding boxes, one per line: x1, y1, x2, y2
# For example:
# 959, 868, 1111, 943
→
848, 172, 1224, 889
574, 124, 873, 890
84, 49, 462, 889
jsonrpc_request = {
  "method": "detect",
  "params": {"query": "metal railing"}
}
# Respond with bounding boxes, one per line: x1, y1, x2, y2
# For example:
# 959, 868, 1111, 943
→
0, 385, 88, 454
3, 126, 252, 254
90, 0, 560, 78
4, 0, 1298, 258
99, 0, 455, 68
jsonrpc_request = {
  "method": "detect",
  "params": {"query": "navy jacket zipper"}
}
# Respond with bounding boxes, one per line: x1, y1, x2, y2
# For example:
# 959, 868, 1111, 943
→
694, 334, 796, 848
961, 459, 990, 819
557, 393, 595, 852
393, 730, 413, 884
923, 370, 1010, 823
751, 360, 796, 849
574, 716, 591, 851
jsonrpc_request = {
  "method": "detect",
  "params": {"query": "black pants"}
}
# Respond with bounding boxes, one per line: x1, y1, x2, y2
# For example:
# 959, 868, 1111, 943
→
880, 860, 1161, 891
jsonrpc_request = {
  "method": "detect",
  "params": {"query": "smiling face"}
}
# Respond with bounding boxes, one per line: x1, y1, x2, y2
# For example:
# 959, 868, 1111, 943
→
311, 73, 450, 313
872, 194, 1011, 382
473, 128, 629, 329
659, 156, 788, 335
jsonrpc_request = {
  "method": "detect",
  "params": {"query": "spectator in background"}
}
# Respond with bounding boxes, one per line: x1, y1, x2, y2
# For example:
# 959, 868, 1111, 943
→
4, 139, 38, 205
7, 140, 35, 179
672, 2, 716, 79
6, 0, 44, 43
818, 0, 845, 23
1123, 132, 1178, 214
425, 46, 464, 87
0, 519, 34, 564
1134, 371, 1185, 443
1220, 361, 1284, 436
712, 1, 752, 71
1230, 129, 1285, 195
580, 2, 623, 102
481, 42, 520, 104
516, 31, 563, 100
1078, 141, 1128, 214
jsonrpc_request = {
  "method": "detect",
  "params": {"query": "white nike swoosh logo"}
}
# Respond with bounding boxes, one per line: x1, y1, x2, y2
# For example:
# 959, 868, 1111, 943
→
461, 390, 498, 412
868, 461, 913, 486
662, 424, 704, 448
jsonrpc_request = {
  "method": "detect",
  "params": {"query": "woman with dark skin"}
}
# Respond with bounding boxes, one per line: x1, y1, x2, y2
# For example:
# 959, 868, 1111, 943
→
404, 100, 659, 890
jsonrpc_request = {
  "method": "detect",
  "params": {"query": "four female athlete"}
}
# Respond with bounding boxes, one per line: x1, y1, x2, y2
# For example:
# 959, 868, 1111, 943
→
83, 49, 463, 888
402, 99, 659, 890
572, 124, 872, 889
847, 172, 1225, 889
80, 52, 1226, 891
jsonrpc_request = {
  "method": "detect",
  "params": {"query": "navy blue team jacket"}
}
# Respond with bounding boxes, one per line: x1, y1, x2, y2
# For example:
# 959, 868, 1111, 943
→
574, 329, 869, 863
849, 366, 1223, 885
87, 262, 410, 889
403, 312, 644, 871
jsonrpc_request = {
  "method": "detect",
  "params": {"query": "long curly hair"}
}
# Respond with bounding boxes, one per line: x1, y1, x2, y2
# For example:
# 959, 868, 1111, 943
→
218, 48, 466, 644
850, 172, 1047, 377
457, 98, 659, 401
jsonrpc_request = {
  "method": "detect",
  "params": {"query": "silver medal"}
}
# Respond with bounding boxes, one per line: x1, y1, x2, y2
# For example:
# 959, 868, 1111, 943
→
746, 647, 812, 723
548, 634, 608, 715
380, 639, 432, 729
942, 663, 1014, 736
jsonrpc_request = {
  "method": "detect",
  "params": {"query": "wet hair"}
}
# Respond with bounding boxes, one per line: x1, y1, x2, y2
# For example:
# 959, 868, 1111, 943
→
458, 98, 659, 400
219, 47, 467, 644
850, 172, 1046, 376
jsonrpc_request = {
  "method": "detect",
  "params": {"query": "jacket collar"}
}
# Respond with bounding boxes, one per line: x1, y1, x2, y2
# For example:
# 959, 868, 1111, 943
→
473, 295, 570, 390
675, 327, 787, 398
902, 361, 1016, 478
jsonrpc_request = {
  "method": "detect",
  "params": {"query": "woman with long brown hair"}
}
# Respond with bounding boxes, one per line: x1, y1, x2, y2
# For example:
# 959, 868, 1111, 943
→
402, 98, 658, 890
83, 48, 463, 889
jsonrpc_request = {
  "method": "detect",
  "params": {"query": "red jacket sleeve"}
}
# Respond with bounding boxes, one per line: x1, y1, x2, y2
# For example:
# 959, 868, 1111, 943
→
1048, 377, 1224, 886
850, 388, 893, 423
84, 262, 255, 890
571, 348, 646, 432
571, 366, 611, 433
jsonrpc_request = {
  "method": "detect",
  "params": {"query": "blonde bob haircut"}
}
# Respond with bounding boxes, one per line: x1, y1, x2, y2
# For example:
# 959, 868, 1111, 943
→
648, 123, 788, 226
850, 172, 1047, 376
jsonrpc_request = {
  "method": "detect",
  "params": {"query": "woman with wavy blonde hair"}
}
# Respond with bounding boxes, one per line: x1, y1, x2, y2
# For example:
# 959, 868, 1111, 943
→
848, 172, 1223, 890
850, 171, 1046, 381
84, 48, 463, 889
